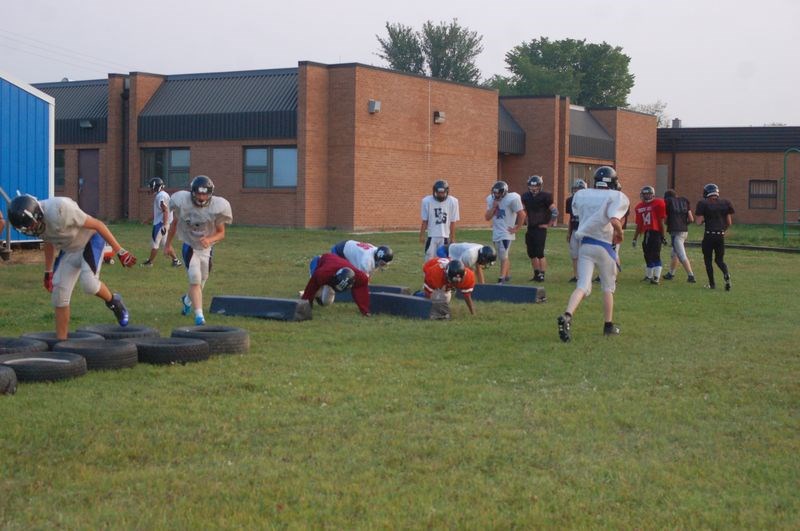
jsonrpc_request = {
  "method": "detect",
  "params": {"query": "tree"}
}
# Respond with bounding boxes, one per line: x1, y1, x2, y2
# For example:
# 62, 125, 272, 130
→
628, 100, 671, 128
490, 37, 635, 107
376, 19, 483, 84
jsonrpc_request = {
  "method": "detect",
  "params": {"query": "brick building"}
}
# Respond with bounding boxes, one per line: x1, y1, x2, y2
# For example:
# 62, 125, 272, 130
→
34, 62, 655, 230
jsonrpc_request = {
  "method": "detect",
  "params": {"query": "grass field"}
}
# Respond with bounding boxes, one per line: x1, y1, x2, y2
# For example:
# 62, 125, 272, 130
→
1, 223, 798, 528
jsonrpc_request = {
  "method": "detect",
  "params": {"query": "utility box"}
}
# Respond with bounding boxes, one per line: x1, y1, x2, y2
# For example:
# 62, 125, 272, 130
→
0, 70, 55, 243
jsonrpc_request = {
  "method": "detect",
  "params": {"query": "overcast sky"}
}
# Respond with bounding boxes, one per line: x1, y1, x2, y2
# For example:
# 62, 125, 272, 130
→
2, 0, 797, 127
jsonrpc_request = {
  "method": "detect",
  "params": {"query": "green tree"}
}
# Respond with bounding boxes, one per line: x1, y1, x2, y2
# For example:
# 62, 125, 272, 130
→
376, 19, 483, 84
491, 37, 635, 106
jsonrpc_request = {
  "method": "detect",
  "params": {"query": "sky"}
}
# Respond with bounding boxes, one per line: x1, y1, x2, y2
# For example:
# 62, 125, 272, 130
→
2, 0, 798, 127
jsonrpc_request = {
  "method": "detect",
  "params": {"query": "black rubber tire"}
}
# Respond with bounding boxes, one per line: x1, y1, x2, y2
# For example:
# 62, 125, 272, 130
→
0, 337, 49, 355
123, 337, 211, 365
76, 324, 160, 340
0, 353, 87, 382
0, 365, 18, 394
20, 331, 105, 351
170, 326, 250, 355
54, 339, 138, 370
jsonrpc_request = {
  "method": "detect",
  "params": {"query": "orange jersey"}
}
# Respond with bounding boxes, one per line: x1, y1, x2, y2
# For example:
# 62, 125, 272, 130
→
422, 258, 475, 294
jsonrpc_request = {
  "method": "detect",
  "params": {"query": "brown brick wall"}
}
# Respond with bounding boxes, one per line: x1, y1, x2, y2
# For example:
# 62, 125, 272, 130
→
127, 72, 165, 221
656, 150, 800, 224
104, 74, 126, 220
590, 108, 657, 196
298, 63, 329, 228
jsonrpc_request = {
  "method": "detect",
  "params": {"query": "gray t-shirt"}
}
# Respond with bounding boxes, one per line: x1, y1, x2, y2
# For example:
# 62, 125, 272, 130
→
169, 191, 233, 249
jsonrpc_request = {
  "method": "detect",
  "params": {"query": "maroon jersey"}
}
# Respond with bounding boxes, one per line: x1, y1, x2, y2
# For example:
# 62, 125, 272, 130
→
634, 198, 667, 232
302, 253, 370, 315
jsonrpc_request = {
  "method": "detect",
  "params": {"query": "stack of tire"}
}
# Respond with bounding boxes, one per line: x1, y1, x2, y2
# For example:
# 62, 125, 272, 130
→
0, 325, 249, 393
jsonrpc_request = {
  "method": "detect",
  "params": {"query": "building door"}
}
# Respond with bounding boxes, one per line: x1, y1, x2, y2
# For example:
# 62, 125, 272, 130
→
656, 164, 669, 195
78, 149, 100, 217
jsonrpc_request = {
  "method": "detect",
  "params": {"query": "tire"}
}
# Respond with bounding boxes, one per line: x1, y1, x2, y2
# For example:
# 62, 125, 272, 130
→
170, 326, 250, 355
77, 324, 160, 340
0, 365, 18, 394
54, 339, 138, 370
0, 353, 87, 383
20, 331, 105, 351
0, 337, 49, 355
123, 337, 211, 365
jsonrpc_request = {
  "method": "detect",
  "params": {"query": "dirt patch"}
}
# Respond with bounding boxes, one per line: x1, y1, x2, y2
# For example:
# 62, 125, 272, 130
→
0, 246, 43, 266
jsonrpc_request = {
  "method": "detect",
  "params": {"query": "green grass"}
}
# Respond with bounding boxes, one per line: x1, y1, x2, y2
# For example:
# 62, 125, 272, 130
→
1, 224, 799, 528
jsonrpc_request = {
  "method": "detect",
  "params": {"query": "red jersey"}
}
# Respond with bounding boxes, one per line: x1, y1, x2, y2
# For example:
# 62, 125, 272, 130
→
634, 198, 667, 232
422, 258, 475, 295
302, 253, 370, 315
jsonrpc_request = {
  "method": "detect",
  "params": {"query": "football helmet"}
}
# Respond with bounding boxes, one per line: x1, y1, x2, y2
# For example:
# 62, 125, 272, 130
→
446, 259, 466, 283
331, 267, 356, 292
527, 175, 543, 188
572, 179, 587, 191
8, 194, 45, 236
149, 177, 165, 193
593, 166, 619, 190
375, 245, 393, 266
190, 175, 214, 207
640, 186, 655, 202
432, 180, 449, 202
477, 245, 497, 266
703, 183, 720, 198
491, 181, 509, 199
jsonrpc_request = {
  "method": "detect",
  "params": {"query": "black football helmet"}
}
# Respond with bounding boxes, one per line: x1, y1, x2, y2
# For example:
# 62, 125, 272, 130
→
446, 259, 466, 283
527, 175, 543, 188
593, 166, 619, 190
190, 175, 214, 207
491, 181, 509, 199
703, 183, 720, 198
640, 186, 655, 202
375, 245, 393, 266
8, 194, 45, 236
331, 267, 356, 292
433, 180, 449, 202
572, 179, 587, 192
477, 245, 497, 266
149, 177, 165, 193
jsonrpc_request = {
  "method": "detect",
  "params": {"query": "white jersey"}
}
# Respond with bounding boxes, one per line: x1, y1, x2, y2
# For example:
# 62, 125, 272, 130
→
343, 240, 378, 276
447, 242, 482, 269
169, 191, 233, 249
153, 190, 173, 226
573, 188, 630, 244
486, 192, 523, 241
421, 195, 459, 238
40, 197, 93, 253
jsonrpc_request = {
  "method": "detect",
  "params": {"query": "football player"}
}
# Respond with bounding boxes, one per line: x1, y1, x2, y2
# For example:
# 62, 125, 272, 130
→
420, 180, 460, 260
141, 177, 181, 268
7, 194, 137, 340
331, 240, 393, 277
422, 257, 476, 315
302, 253, 371, 316
521, 175, 558, 282
632, 185, 668, 284
165, 175, 233, 325
436, 242, 496, 284
484, 180, 526, 284
694, 183, 734, 290
663, 189, 696, 283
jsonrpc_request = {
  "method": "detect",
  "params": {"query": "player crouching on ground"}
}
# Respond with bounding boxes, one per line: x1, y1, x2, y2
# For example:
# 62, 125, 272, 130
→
330, 239, 393, 278
436, 243, 496, 284
8, 194, 137, 340
422, 257, 476, 315
302, 253, 371, 316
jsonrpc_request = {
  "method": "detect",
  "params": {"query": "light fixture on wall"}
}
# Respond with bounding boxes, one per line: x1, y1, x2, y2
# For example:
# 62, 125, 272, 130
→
368, 99, 381, 114
79, 119, 94, 129
433, 111, 446, 124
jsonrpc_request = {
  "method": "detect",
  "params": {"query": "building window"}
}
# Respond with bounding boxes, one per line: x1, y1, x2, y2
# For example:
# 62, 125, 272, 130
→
244, 147, 297, 188
569, 163, 603, 186
54, 150, 65, 188
749, 179, 777, 209
141, 148, 191, 189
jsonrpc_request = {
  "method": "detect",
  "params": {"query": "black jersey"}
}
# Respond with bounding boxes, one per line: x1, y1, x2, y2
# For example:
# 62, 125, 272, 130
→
665, 196, 691, 232
695, 198, 734, 232
522, 190, 554, 226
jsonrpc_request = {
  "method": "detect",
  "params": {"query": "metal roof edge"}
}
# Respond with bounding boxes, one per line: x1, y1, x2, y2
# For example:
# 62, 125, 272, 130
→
1, 70, 56, 104
163, 68, 298, 81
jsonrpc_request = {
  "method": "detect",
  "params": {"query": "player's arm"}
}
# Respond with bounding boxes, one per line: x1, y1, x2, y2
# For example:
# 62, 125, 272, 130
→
510, 209, 526, 234
200, 222, 226, 249
474, 266, 485, 284
43, 242, 55, 272
462, 293, 475, 315
610, 218, 624, 245
419, 220, 428, 243
548, 202, 558, 227
449, 221, 456, 243
485, 200, 498, 221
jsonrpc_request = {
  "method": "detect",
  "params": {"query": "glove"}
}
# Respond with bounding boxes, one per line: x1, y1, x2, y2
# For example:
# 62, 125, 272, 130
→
160, 224, 168, 236
662, 235, 669, 246
43, 271, 53, 292
117, 248, 137, 268
631, 239, 638, 249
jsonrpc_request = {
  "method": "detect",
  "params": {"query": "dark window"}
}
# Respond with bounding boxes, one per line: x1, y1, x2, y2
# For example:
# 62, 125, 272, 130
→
54, 150, 65, 188
141, 148, 191, 189
243, 147, 297, 189
748, 179, 777, 209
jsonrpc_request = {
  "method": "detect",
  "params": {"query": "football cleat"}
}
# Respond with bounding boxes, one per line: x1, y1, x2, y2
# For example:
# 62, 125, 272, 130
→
140, 261, 153, 268
106, 293, 129, 327
172, 258, 182, 267
194, 315, 206, 326
181, 295, 192, 316
557, 314, 572, 343
663, 272, 674, 280
724, 274, 731, 291
568, 277, 578, 282
603, 323, 620, 336
650, 279, 659, 285
687, 275, 697, 283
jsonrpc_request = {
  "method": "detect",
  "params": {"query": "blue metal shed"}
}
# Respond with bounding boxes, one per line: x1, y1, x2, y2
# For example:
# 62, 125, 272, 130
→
0, 70, 55, 243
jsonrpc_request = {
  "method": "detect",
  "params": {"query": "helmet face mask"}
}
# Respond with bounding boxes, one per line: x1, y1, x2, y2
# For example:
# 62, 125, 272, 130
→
640, 186, 655, 202
446, 259, 466, 283
9, 195, 45, 236
432, 180, 449, 202
190, 175, 214, 207
477, 245, 497, 267
572, 179, 587, 192
491, 181, 508, 200
149, 177, 165, 194
332, 267, 356, 292
527, 175, 543, 193
375, 245, 393, 268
